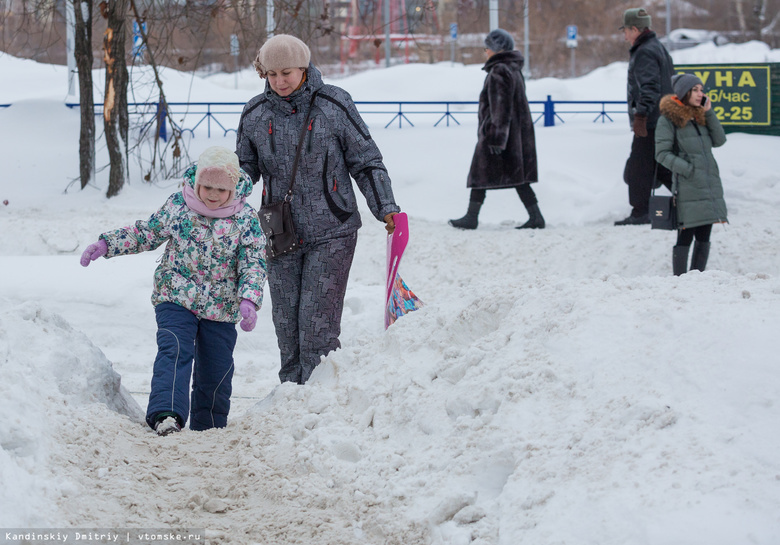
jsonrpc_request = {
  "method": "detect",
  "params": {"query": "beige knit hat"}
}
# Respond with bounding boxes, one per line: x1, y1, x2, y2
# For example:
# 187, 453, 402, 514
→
253, 34, 311, 78
195, 146, 240, 202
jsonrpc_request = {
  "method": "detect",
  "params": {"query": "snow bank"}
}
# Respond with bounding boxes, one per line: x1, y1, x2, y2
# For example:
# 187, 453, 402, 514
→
0, 303, 143, 526
247, 268, 780, 545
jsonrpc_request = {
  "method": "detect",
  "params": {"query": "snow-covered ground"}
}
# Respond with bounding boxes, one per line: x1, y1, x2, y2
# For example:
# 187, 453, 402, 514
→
1, 40, 779, 545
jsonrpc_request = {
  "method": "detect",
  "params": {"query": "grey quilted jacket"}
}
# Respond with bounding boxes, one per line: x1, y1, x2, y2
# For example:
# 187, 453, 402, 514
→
236, 65, 400, 246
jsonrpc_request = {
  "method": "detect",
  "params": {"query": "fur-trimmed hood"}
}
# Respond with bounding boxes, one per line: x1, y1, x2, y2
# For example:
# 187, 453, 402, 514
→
659, 94, 706, 128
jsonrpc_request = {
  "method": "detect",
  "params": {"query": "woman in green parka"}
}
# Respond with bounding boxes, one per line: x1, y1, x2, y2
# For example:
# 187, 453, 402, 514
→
655, 73, 728, 276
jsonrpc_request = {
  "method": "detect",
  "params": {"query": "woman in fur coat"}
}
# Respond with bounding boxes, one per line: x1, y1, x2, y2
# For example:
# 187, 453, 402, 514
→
655, 73, 728, 275
449, 29, 544, 230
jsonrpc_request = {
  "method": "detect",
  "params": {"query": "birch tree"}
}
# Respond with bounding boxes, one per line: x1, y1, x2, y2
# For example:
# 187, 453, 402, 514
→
753, 0, 767, 40
73, 0, 94, 189
101, 0, 129, 198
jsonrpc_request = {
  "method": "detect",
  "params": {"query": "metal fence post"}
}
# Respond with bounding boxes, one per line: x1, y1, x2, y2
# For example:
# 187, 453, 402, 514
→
544, 95, 555, 127
156, 99, 167, 142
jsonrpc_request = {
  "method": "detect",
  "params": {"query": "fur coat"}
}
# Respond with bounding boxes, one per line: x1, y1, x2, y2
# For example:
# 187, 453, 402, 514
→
655, 94, 728, 229
467, 50, 538, 190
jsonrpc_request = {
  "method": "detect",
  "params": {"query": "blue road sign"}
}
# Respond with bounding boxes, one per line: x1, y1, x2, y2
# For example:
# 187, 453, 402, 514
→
566, 25, 578, 48
132, 21, 147, 61
450, 23, 458, 40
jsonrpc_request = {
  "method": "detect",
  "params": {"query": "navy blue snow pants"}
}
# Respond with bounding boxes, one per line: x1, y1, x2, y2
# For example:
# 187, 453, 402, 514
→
145, 302, 237, 431
268, 233, 357, 385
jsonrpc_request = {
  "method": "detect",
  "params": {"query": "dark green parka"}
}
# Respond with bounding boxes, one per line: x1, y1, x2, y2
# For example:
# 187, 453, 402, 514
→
655, 95, 728, 229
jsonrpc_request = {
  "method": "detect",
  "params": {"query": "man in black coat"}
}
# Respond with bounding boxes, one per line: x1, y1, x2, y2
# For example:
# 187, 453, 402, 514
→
449, 29, 544, 230
616, 7, 674, 226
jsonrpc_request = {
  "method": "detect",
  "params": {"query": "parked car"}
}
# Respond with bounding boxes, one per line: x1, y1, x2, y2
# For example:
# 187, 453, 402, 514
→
660, 28, 730, 50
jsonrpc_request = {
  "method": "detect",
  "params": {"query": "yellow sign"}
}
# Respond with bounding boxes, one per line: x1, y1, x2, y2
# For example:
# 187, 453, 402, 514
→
675, 64, 771, 126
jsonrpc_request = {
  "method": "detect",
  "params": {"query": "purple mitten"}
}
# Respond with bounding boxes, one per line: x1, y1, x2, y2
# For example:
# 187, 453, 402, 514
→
239, 299, 257, 332
80, 239, 108, 267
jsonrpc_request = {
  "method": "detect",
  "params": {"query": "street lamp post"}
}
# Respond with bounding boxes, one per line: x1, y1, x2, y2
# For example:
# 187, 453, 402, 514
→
267, 0, 274, 38
384, 0, 391, 67
524, 0, 529, 75
66, 0, 76, 97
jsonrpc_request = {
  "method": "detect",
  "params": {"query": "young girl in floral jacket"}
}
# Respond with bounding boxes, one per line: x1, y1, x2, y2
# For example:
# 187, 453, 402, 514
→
80, 146, 267, 435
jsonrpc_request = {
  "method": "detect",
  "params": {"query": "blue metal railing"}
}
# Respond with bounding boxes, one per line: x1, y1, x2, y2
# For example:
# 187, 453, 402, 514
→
355, 101, 480, 128
332, 97, 626, 128
64, 101, 245, 139
54, 97, 628, 138
546, 99, 627, 124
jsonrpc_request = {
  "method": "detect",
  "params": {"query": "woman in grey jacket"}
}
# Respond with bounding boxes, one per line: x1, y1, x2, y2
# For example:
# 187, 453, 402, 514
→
655, 73, 727, 276
236, 34, 401, 384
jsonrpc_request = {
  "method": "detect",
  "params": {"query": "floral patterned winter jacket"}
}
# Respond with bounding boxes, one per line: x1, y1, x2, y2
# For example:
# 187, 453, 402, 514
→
100, 166, 267, 323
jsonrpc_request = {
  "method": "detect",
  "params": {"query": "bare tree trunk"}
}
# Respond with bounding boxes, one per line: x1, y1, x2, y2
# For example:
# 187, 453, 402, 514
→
102, 0, 129, 198
736, 0, 748, 37
74, 0, 94, 189
753, 0, 766, 40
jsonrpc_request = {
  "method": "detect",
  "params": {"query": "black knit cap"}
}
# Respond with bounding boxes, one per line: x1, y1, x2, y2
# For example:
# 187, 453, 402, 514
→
484, 29, 515, 52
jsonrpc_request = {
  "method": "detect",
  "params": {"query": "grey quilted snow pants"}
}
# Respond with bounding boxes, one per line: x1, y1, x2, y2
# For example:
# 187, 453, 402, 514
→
267, 232, 357, 384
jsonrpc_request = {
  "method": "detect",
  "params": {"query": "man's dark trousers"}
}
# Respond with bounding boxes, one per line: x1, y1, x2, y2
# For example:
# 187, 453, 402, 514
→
623, 128, 671, 217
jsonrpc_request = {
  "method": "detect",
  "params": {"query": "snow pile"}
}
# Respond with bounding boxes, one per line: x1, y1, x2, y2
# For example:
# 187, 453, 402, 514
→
0, 303, 142, 526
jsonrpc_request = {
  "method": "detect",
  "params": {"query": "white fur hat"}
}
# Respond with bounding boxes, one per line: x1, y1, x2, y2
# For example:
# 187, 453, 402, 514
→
253, 34, 311, 77
194, 146, 240, 202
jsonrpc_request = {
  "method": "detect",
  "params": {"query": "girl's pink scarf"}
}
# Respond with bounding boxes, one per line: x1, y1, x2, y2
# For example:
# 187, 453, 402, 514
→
183, 184, 246, 219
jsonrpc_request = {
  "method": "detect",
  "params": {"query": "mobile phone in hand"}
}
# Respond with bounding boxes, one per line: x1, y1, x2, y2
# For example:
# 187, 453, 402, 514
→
700, 95, 708, 106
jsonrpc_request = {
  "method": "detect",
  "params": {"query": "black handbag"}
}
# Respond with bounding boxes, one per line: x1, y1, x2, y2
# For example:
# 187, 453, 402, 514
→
258, 199, 298, 257
257, 91, 319, 259
649, 193, 677, 230
650, 124, 679, 231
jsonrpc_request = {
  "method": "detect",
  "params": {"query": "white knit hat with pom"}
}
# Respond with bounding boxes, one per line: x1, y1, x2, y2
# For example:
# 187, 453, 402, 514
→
194, 146, 240, 203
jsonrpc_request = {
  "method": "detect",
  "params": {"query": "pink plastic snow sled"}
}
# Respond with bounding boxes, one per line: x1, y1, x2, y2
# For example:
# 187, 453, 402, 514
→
385, 212, 423, 329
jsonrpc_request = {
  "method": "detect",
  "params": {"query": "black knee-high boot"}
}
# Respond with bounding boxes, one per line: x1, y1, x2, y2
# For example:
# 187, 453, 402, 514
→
690, 241, 711, 272
673, 245, 689, 276
449, 201, 482, 230
516, 203, 545, 229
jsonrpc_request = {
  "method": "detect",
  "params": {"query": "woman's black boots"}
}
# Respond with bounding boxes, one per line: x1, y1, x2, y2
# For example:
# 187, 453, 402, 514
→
516, 203, 545, 229
449, 201, 482, 230
673, 245, 689, 276
674, 241, 710, 275
449, 200, 546, 230
691, 241, 711, 272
